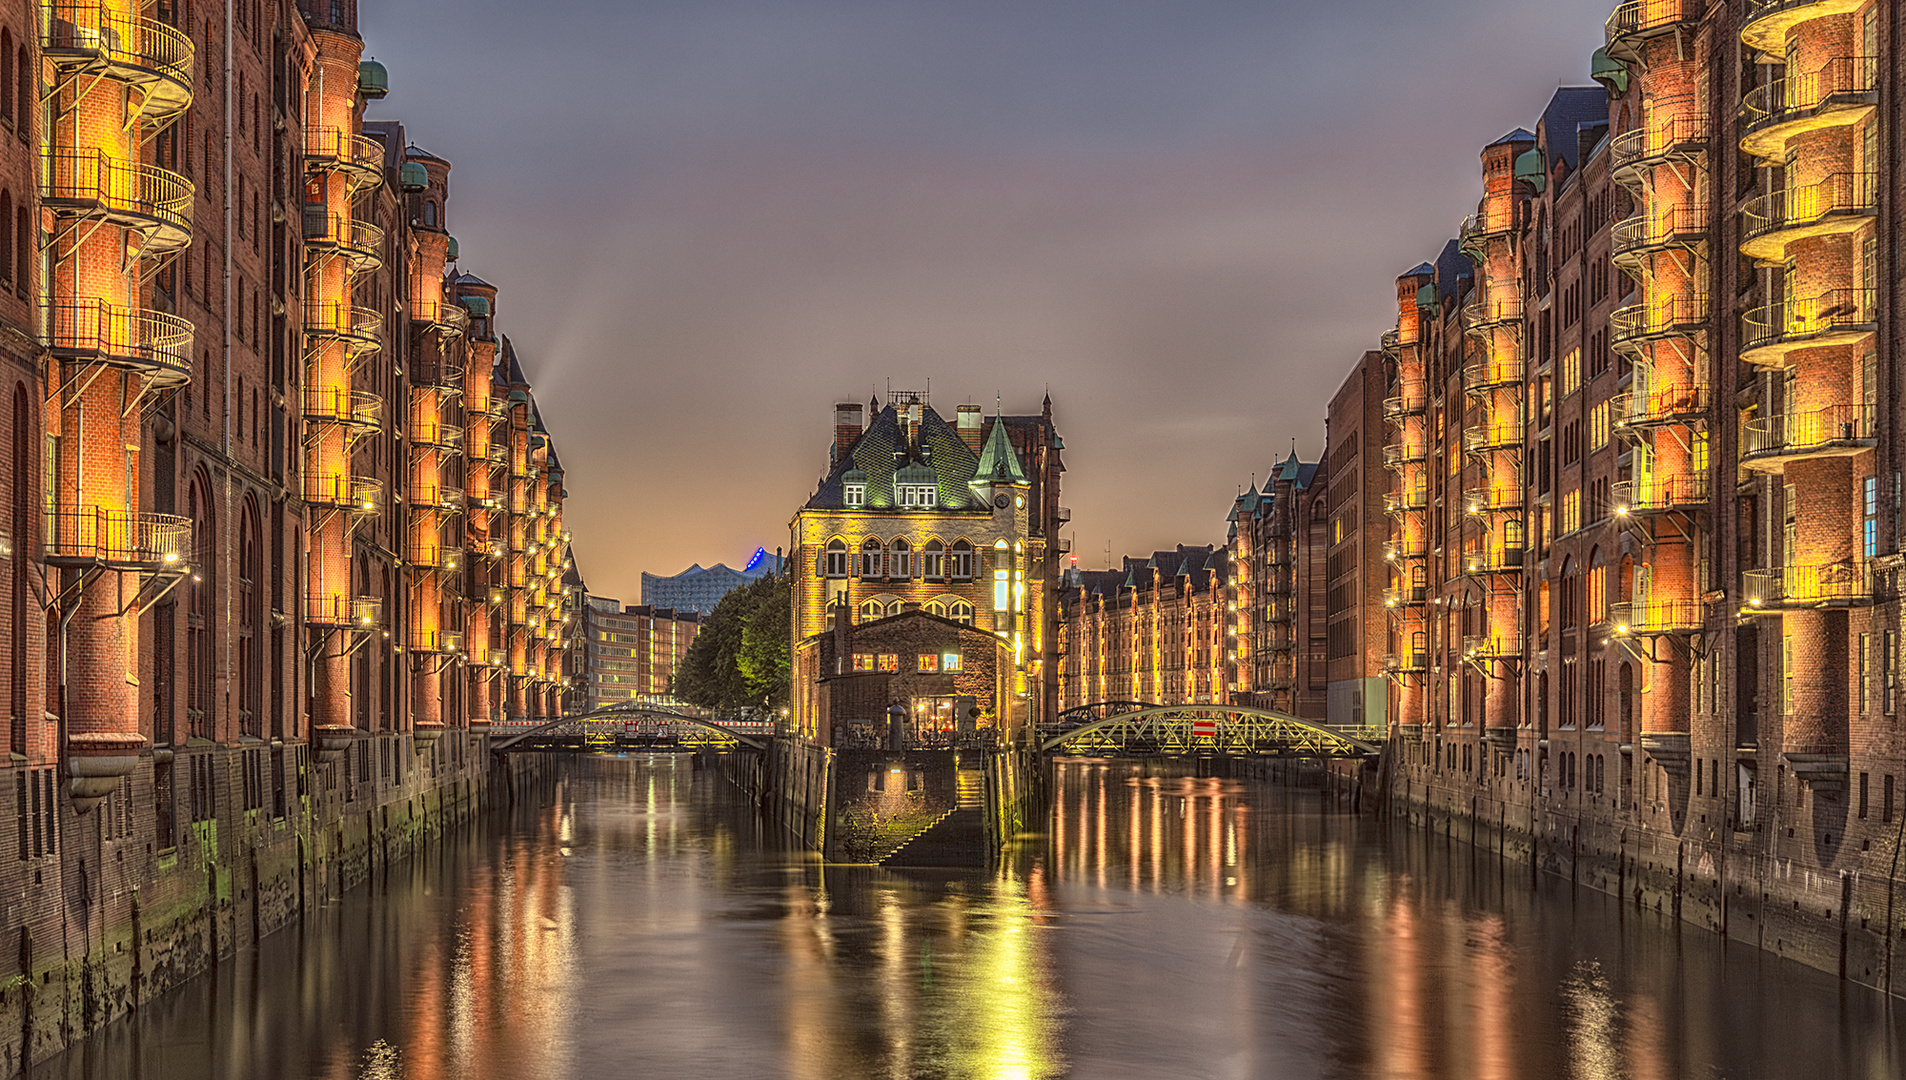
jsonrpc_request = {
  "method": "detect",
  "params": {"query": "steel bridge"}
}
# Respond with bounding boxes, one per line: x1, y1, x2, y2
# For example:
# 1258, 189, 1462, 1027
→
490, 702, 771, 753
1038, 702, 1381, 759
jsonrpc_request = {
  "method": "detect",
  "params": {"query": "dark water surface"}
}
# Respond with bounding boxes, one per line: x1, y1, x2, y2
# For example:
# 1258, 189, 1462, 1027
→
35, 756, 1906, 1079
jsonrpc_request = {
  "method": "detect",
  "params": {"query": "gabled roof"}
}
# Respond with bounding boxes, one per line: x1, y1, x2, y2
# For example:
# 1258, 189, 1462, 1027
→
974, 415, 1028, 485
805, 404, 986, 511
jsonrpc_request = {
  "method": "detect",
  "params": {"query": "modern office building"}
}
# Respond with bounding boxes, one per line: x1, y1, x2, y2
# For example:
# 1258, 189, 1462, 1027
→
581, 596, 703, 708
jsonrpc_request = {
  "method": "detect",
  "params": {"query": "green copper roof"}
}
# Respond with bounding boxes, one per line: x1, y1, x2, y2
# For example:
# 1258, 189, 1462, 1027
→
974, 416, 1027, 485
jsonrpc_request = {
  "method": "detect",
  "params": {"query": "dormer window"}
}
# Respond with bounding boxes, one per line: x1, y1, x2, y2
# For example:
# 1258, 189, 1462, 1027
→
898, 484, 936, 508
844, 483, 866, 507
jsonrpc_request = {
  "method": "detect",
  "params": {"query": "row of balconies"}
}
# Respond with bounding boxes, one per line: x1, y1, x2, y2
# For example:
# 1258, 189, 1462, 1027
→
1741, 172, 1876, 262
43, 4, 195, 119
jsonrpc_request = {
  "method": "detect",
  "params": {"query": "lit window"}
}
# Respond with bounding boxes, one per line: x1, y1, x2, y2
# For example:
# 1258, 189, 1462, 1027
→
949, 540, 973, 580
918, 653, 939, 673
994, 569, 1009, 611
853, 653, 876, 672
877, 654, 899, 673
943, 652, 963, 672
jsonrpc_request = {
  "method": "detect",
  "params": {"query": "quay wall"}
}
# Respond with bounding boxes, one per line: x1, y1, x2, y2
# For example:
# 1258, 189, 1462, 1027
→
0, 737, 539, 1076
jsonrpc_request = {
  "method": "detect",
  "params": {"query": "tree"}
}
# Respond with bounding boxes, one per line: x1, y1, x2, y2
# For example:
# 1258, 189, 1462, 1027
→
673, 572, 790, 712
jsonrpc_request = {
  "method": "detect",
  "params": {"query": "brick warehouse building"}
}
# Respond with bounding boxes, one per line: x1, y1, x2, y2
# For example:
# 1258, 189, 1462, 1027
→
790, 392, 1065, 743
1081, 0, 1902, 994
1056, 546, 1229, 709
0, 0, 582, 1065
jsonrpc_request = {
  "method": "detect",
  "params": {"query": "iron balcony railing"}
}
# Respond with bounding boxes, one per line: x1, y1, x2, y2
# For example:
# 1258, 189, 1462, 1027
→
41, 4, 195, 119
1464, 419, 1524, 454
1382, 652, 1429, 675
1384, 537, 1426, 561
42, 149, 194, 253
1462, 293, 1524, 335
1463, 546, 1525, 574
408, 537, 462, 572
1458, 206, 1517, 249
1384, 584, 1428, 608
412, 296, 470, 335
1463, 356, 1521, 394
1463, 486, 1522, 514
1743, 0, 1864, 52
302, 387, 382, 430
409, 357, 466, 390
42, 506, 190, 570
1740, 172, 1877, 261
1611, 204, 1709, 262
305, 128, 385, 188
1743, 562, 1875, 609
1380, 328, 1402, 355
1613, 474, 1708, 514
304, 301, 384, 355
43, 299, 193, 388
413, 628, 464, 654
1383, 440, 1427, 468
411, 414, 464, 450
414, 484, 465, 512
1614, 382, 1710, 429
1610, 297, 1708, 353
1384, 487, 1429, 514
1383, 380, 1427, 419
1610, 597, 1704, 634
1610, 112, 1709, 183
1740, 287, 1876, 364
1605, 0, 1702, 59
307, 594, 384, 629
1741, 56, 1879, 158
304, 474, 383, 515
1462, 632, 1521, 660
305, 212, 385, 271
1741, 404, 1875, 466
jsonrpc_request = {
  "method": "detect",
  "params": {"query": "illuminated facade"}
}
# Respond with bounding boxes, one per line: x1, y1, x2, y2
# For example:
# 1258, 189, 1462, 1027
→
0, 1, 583, 1063
1228, 452, 1329, 719
1056, 546, 1229, 709
789, 393, 1064, 742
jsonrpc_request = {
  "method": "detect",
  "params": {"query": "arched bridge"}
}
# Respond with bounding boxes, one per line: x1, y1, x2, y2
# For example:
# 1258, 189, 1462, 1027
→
1039, 702, 1380, 759
490, 702, 770, 753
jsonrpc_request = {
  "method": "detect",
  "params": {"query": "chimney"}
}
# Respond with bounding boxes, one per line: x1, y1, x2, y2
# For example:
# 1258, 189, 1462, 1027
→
907, 403, 922, 447
957, 404, 984, 452
834, 402, 864, 463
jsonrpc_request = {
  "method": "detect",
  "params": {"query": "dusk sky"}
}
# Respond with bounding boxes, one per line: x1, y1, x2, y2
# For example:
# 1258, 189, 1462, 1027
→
362, 0, 1612, 605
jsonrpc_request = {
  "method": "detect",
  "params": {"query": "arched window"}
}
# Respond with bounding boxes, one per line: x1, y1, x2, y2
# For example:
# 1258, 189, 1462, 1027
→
885, 600, 902, 618
1587, 547, 1607, 624
186, 473, 214, 739
823, 538, 848, 578
947, 600, 974, 626
859, 538, 883, 579
423, 201, 438, 227
14, 44, 25, 138
922, 539, 944, 580
948, 540, 973, 580
925, 600, 946, 618
857, 599, 884, 624
889, 538, 911, 580
1, 30, 12, 128
0, 190, 11, 289
1558, 557, 1577, 629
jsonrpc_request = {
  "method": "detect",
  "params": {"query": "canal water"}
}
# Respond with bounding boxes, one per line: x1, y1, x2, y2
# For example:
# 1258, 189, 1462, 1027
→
35, 756, 1906, 1080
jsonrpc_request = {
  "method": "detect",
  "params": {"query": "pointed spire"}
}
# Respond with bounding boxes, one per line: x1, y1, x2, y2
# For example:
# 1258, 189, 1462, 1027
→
975, 413, 1028, 484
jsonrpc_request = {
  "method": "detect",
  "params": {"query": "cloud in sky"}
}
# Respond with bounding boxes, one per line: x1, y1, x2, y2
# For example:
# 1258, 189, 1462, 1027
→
362, 0, 1613, 602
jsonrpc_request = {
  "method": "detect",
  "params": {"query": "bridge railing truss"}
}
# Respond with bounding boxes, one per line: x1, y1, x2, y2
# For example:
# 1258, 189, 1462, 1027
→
1039, 703, 1379, 759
